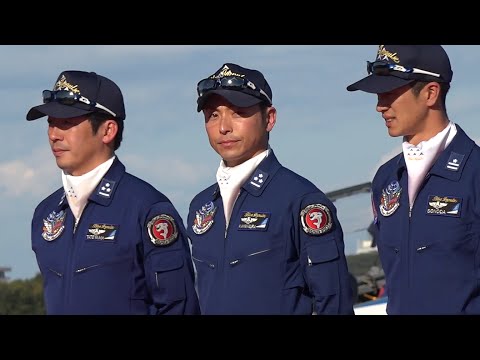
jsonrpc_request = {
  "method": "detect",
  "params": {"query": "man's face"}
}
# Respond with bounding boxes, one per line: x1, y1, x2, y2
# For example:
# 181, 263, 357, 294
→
47, 115, 106, 175
202, 94, 275, 167
375, 83, 431, 145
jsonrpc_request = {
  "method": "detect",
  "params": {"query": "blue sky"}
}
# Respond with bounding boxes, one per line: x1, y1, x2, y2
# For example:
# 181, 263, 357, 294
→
2, 45, 478, 280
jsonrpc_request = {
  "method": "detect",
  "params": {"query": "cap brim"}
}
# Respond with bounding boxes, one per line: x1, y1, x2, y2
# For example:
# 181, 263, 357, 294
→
197, 89, 263, 112
26, 102, 94, 121
346, 74, 415, 94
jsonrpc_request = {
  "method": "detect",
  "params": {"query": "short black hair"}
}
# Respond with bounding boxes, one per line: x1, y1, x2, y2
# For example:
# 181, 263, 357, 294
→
89, 112, 124, 151
410, 81, 450, 116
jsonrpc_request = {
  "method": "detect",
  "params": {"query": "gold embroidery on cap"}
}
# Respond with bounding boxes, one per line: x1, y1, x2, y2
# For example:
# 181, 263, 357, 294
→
54, 75, 81, 93
210, 65, 245, 79
377, 45, 400, 64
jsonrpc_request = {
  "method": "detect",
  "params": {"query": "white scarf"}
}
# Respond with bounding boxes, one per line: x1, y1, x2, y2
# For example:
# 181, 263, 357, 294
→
61, 156, 115, 221
403, 122, 457, 206
216, 148, 270, 226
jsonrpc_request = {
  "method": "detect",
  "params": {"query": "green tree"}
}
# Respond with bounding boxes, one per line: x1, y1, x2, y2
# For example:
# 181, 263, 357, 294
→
0, 273, 45, 315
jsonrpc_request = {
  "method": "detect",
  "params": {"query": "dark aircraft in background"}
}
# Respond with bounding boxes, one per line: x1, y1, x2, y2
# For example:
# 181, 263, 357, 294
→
326, 182, 387, 314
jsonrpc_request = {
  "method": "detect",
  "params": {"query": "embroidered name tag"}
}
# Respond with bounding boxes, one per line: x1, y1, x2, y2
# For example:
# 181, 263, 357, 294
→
86, 223, 118, 241
426, 195, 461, 217
238, 211, 270, 231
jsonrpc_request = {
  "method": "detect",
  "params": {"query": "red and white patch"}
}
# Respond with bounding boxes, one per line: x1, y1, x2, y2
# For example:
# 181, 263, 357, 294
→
147, 214, 178, 246
300, 204, 332, 235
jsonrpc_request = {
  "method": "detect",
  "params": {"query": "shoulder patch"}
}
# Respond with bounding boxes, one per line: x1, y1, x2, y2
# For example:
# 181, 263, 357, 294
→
300, 204, 332, 235
147, 214, 178, 246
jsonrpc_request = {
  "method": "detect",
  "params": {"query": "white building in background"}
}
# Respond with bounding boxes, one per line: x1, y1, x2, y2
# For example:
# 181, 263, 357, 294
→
356, 238, 377, 254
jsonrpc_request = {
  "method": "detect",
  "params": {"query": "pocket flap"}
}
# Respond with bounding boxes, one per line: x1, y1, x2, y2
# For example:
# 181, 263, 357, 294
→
151, 252, 184, 272
307, 240, 339, 264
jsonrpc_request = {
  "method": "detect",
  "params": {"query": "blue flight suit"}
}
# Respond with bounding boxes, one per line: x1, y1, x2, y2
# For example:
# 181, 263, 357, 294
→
187, 150, 354, 315
31, 157, 200, 315
371, 125, 480, 314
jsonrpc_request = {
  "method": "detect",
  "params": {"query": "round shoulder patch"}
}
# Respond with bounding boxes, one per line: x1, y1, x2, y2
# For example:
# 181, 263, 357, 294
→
147, 214, 178, 246
300, 204, 333, 235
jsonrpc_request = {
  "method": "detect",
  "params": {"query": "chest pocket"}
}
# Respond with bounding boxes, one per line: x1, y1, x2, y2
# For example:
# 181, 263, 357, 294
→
305, 240, 339, 296
148, 251, 186, 302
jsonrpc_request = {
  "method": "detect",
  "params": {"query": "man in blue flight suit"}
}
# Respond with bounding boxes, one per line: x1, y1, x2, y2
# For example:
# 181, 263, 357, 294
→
347, 45, 480, 314
26, 70, 200, 315
187, 63, 354, 315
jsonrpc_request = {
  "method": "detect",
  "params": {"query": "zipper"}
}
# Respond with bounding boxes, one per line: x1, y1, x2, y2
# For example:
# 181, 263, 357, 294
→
192, 255, 215, 269
48, 268, 63, 277
247, 249, 270, 257
74, 255, 133, 275
66, 204, 88, 307
229, 248, 271, 266
75, 263, 101, 274
409, 172, 431, 217
406, 172, 431, 289
224, 190, 242, 239
73, 217, 80, 234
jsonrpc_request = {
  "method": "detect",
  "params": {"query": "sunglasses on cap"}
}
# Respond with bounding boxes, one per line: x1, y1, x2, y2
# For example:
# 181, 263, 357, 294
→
42, 90, 117, 117
367, 61, 441, 78
197, 76, 272, 105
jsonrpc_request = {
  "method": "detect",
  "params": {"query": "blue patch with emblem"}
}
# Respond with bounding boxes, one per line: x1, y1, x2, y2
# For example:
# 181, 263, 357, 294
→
249, 170, 268, 189
445, 152, 464, 172
238, 211, 270, 231
97, 179, 115, 198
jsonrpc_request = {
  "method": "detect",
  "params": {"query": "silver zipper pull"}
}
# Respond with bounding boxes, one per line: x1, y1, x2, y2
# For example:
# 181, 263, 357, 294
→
73, 217, 79, 234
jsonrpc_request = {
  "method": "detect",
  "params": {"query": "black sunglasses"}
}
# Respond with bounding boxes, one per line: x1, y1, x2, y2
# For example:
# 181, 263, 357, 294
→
42, 90, 117, 117
197, 76, 272, 105
367, 61, 441, 78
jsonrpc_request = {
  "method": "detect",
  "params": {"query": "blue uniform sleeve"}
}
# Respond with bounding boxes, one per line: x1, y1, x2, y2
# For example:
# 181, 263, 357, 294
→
298, 195, 355, 315
143, 202, 200, 315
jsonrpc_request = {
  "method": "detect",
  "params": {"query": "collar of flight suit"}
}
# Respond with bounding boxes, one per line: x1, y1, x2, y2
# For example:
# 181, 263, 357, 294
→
394, 124, 474, 183
88, 156, 126, 207
211, 148, 283, 200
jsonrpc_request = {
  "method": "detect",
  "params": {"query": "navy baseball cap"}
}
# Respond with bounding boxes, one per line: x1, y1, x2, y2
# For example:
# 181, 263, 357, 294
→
196, 63, 273, 112
26, 70, 126, 121
347, 45, 453, 94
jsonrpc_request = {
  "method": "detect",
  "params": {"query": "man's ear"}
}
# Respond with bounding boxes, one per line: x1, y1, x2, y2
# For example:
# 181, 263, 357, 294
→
266, 106, 277, 133
425, 82, 440, 106
102, 120, 118, 145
